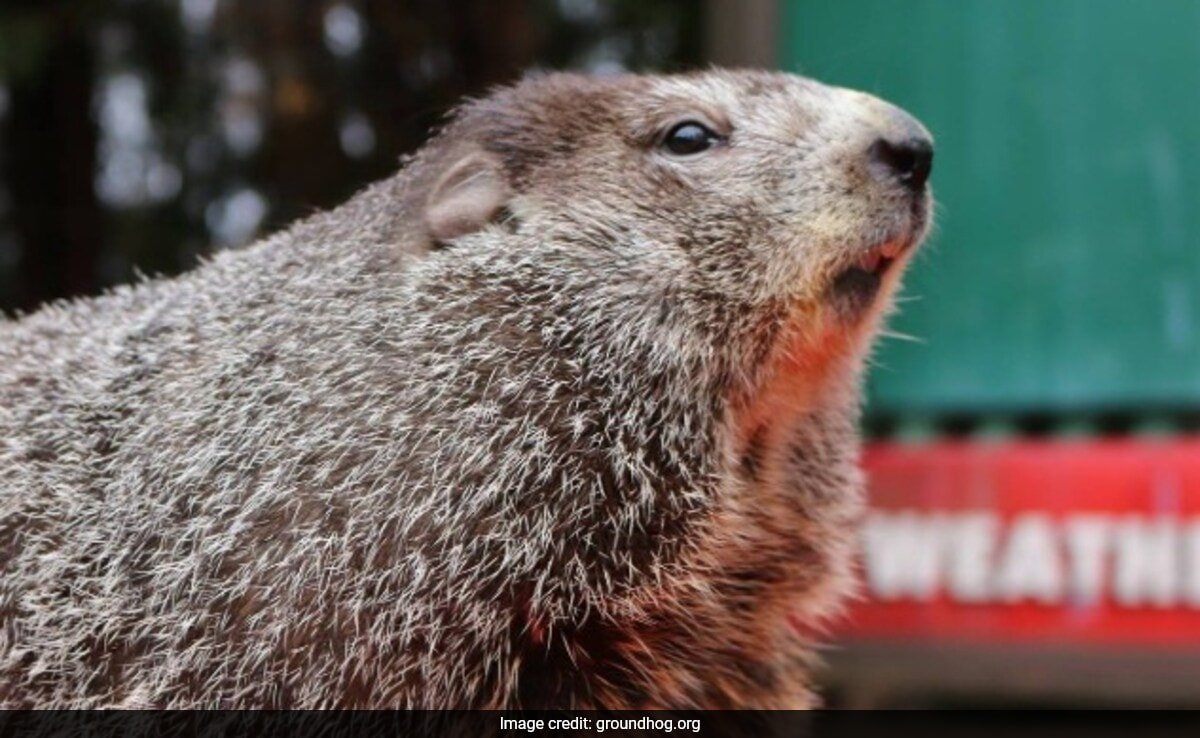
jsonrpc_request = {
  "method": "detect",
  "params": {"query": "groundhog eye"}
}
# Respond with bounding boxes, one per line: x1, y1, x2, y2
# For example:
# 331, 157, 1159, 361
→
661, 121, 721, 156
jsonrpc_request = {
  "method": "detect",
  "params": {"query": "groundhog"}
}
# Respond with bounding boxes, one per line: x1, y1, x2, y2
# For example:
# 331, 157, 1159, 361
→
0, 69, 932, 709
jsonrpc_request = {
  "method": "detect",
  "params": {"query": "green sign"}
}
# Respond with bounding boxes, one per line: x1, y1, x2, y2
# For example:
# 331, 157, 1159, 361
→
782, 0, 1200, 416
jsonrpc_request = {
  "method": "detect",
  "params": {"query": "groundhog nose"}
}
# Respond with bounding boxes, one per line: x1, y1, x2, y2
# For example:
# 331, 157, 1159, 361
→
868, 136, 933, 193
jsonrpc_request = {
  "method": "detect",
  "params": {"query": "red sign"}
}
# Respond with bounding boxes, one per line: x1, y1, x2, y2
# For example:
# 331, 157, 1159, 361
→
841, 438, 1200, 647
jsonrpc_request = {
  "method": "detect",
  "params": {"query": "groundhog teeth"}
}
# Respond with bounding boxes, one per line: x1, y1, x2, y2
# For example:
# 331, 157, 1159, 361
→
855, 238, 906, 272
880, 239, 904, 259
858, 251, 883, 272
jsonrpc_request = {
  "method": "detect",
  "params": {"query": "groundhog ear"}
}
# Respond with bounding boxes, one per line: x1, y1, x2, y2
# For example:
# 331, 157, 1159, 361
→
424, 150, 511, 243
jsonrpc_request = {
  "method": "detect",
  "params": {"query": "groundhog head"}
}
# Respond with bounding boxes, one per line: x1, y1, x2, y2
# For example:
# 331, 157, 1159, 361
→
401, 71, 935, 709
421, 70, 932, 356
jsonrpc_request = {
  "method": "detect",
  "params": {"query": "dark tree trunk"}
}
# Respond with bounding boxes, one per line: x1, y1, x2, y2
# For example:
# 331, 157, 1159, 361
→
6, 12, 101, 312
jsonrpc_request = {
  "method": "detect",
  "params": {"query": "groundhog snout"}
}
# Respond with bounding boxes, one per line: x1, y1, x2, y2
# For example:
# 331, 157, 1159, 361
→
864, 105, 934, 195
868, 136, 933, 193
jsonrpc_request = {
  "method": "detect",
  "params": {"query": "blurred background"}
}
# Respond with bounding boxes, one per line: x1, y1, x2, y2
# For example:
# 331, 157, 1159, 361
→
4, 0, 1200, 709
0, 0, 703, 313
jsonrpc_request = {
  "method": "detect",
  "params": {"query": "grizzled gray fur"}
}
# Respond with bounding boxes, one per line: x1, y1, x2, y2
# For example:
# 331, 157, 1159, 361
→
0, 70, 932, 708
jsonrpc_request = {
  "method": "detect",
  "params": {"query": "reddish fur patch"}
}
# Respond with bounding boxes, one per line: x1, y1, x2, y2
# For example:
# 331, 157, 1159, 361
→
732, 316, 849, 468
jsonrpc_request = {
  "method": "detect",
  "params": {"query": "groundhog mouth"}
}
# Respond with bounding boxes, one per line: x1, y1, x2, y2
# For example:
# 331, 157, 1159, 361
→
829, 236, 910, 318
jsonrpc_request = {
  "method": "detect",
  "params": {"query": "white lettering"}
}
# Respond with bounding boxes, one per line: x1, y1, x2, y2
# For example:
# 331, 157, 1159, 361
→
862, 512, 943, 601
944, 513, 998, 602
1185, 521, 1200, 607
1062, 515, 1112, 604
1112, 516, 1179, 607
993, 514, 1063, 603
861, 510, 1200, 609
